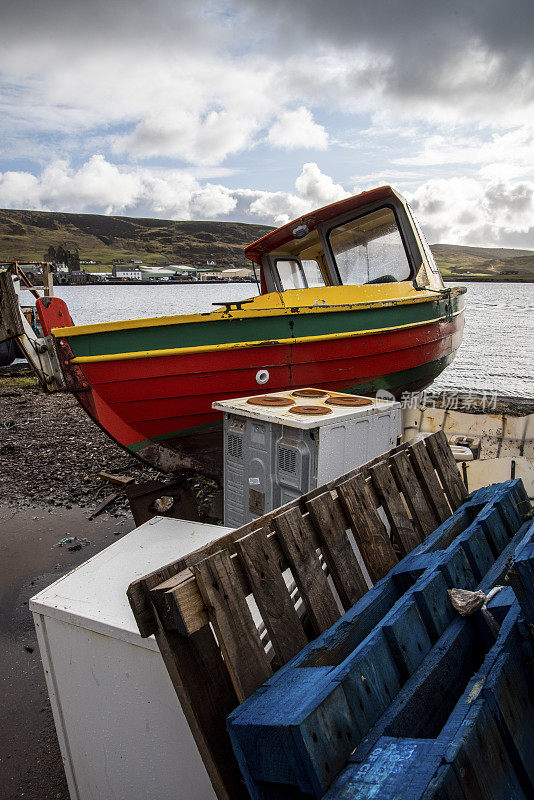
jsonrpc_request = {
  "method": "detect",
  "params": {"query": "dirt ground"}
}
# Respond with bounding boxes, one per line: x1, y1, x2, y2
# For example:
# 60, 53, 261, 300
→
0, 370, 195, 799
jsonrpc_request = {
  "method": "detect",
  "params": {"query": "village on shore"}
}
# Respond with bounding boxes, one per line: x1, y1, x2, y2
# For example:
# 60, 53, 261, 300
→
13, 257, 257, 285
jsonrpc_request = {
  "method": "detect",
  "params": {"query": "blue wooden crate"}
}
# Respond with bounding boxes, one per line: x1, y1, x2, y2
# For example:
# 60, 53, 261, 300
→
227, 480, 533, 800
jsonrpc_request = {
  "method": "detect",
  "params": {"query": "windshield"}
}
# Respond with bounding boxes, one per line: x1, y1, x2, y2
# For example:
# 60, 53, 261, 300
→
328, 207, 411, 285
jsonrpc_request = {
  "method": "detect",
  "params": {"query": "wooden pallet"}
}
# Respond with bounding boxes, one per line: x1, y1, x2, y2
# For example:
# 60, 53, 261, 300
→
228, 480, 533, 800
127, 430, 469, 800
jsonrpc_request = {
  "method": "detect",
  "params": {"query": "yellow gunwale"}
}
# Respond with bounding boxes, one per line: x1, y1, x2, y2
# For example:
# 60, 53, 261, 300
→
52, 284, 454, 338
71, 308, 463, 364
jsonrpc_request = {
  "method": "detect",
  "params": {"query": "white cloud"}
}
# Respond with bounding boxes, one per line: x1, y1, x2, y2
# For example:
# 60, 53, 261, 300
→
1, 0, 533, 207
0, 157, 238, 220
246, 163, 347, 224
407, 176, 534, 245
395, 127, 534, 179
190, 184, 237, 218
48, 156, 141, 215
267, 107, 328, 150
0, 170, 41, 209
125, 108, 261, 166
247, 191, 304, 226
0, 159, 345, 226
295, 162, 347, 205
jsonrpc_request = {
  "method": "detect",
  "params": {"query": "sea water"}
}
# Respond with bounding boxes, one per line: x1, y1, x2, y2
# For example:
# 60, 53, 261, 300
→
53, 282, 534, 397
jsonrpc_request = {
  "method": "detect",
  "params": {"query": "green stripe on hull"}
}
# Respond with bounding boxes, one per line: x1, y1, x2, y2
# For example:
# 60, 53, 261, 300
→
68, 295, 463, 359
127, 419, 221, 453
126, 353, 454, 453
344, 352, 455, 395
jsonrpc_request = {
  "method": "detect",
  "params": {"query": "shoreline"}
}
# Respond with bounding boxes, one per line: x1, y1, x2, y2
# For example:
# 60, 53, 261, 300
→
443, 275, 534, 283
63, 276, 534, 285
55, 276, 534, 285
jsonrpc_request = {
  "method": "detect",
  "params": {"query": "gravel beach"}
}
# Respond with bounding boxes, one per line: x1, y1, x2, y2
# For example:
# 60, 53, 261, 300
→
0, 372, 156, 513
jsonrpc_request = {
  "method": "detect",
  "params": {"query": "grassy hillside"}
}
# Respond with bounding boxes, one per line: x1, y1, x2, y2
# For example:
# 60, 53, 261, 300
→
0, 209, 273, 269
431, 244, 534, 281
1, 208, 533, 280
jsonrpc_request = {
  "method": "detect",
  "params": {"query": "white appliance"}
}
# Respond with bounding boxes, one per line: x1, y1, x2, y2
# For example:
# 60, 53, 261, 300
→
30, 516, 233, 800
214, 388, 402, 528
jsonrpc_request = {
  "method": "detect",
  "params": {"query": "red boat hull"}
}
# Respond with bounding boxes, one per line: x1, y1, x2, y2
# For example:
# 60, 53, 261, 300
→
69, 312, 464, 476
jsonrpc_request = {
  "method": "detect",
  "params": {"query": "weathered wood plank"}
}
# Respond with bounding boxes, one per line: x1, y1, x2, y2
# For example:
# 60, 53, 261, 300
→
131, 435, 453, 640
147, 445, 435, 640
370, 461, 421, 555
506, 520, 534, 624
151, 604, 247, 800
128, 562, 184, 638
391, 449, 439, 538
425, 430, 468, 511
235, 528, 308, 664
192, 550, 272, 701
408, 438, 452, 524
150, 567, 208, 635
127, 442, 411, 636
321, 739, 442, 800
421, 764, 468, 800
483, 651, 534, 790
336, 474, 398, 583
451, 700, 526, 800
306, 492, 368, 609
272, 507, 341, 634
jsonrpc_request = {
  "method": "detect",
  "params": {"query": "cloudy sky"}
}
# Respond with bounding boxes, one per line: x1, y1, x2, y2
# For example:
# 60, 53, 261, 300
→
0, 0, 533, 246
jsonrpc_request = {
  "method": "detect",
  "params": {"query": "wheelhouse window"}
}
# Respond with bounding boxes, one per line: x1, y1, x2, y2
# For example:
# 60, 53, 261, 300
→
328, 207, 411, 285
276, 258, 325, 290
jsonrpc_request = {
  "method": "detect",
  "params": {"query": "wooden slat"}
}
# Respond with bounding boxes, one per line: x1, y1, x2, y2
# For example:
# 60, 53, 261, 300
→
408, 438, 451, 524
370, 460, 421, 555
192, 550, 272, 701
150, 605, 247, 800
390, 449, 439, 538
306, 492, 368, 609
235, 528, 308, 664
425, 430, 468, 511
272, 507, 341, 634
337, 473, 398, 582
127, 442, 411, 636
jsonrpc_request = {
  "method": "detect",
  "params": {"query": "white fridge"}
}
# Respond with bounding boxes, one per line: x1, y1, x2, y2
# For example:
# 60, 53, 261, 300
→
30, 516, 232, 800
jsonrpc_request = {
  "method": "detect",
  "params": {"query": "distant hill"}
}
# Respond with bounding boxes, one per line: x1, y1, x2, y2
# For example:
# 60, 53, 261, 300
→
0, 208, 273, 269
431, 244, 534, 281
0, 208, 533, 280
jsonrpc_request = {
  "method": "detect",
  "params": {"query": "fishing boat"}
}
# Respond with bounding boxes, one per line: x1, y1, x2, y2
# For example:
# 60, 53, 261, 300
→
0, 186, 466, 477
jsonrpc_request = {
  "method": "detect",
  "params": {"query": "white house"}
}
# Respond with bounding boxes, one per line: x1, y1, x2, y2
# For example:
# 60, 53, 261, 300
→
112, 266, 142, 280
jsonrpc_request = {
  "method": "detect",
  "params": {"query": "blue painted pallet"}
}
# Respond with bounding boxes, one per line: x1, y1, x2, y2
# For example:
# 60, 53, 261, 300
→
227, 480, 533, 800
